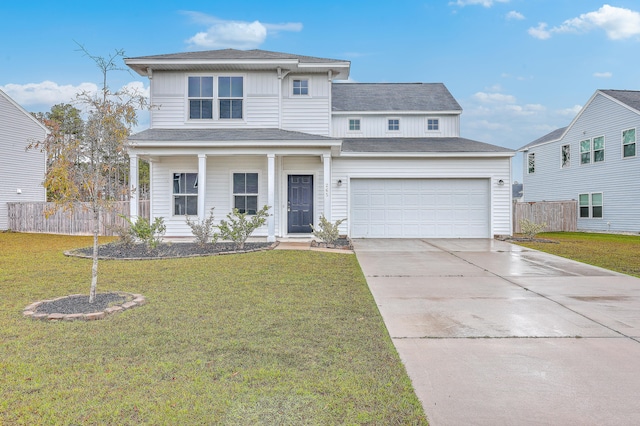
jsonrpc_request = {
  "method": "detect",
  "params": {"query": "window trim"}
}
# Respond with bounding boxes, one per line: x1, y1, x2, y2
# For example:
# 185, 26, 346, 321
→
187, 76, 214, 120
348, 117, 362, 132
527, 152, 535, 174
185, 74, 246, 122
291, 77, 310, 96
426, 117, 440, 132
580, 138, 591, 165
172, 172, 198, 216
218, 75, 244, 120
561, 144, 571, 168
231, 171, 260, 215
387, 117, 400, 132
622, 128, 636, 159
579, 192, 603, 219
593, 135, 605, 163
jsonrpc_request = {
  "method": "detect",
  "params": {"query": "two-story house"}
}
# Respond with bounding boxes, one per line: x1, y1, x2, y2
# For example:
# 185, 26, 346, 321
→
124, 49, 514, 240
520, 89, 640, 233
0, 89, 48, 230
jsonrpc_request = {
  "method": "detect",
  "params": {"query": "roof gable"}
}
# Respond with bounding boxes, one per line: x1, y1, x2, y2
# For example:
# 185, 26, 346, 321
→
332, 83, 462, 113
0, 89, 49, 134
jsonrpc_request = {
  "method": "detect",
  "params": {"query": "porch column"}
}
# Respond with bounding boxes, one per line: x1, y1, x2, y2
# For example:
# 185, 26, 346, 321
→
129, 154, 139, 220
198, 154, 207, 221
322, 153, 332, 221
267, 154, 276, 242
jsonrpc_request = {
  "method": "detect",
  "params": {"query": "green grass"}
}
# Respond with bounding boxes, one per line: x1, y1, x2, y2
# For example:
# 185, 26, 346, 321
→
0, 233, 427, 425
514, 232, 640, 278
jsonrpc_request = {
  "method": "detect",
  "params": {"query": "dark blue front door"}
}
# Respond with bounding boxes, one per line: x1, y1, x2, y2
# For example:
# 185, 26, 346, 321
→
288, 175, 313, 233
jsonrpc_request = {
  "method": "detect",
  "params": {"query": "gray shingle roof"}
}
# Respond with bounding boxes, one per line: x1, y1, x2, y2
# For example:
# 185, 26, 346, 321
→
129, 128, 337, 142
600, 90, 640, 112
341, 137, 513, 153
126, 49, 346, 64
519, 126, 568, 151
332, 83, 462, 112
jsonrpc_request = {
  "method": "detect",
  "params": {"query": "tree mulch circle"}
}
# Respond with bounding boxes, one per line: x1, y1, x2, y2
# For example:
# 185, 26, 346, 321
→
23, 292, 145, 322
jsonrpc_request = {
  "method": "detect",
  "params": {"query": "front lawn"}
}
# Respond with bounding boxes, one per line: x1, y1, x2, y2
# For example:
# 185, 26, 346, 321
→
0, 233, 427, 425
514, 232, 640, 278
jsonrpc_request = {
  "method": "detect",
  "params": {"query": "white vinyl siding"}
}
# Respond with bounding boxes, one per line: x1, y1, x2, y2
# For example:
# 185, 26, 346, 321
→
523, 92, 640, 232
331, 114, 460, 137
281, 74, 330, 136
332, 156, 511, 237
0, 92, 48, 229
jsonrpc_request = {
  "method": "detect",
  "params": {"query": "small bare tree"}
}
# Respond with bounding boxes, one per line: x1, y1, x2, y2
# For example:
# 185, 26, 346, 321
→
29, 45, 146, 302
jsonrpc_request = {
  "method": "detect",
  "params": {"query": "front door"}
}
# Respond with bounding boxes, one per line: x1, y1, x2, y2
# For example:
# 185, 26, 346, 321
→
288, 175, 313, 233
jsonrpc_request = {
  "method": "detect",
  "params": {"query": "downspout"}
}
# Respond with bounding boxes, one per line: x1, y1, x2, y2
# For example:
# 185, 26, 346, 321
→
146, 68, 153, 129
328, 70, 333, 137
277, 67, 291, 130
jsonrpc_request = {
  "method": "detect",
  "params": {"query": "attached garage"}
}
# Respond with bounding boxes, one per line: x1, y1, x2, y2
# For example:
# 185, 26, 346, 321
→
350, 178, 491, 238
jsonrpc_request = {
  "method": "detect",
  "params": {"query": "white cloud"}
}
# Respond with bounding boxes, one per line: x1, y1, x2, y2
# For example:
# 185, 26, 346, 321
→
449, 0, 509, 7
473, 91, 517, 103
0, 81, 98, 108
528, 23, 551, 40
506, 103, 546, 116
506, 11, 525, 20
593, 71, 613, 78
183, 12, 302, 49
529, 5, 640, 40
557, 105, 583, 116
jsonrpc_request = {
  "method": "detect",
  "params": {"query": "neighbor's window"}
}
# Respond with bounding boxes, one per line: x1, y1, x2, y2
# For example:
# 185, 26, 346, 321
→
233, 173, 258, 215
388, 119, 400, 131
348, 118, 361, 131
218, 76, 243, 119
579, 193, 603, 218
623, 128, 636, 158
593, 136, 605, 163
528, 152, 535, 174
173, 173, 198, 215
293, 79, 308, 95
188, 76, 213, 119
561, 144, 571, 168
580, 139, 591, 164
427, 118, 439, 131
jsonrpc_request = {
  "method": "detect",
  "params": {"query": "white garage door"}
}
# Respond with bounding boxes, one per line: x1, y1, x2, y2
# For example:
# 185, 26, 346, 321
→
350, 178, 490, 238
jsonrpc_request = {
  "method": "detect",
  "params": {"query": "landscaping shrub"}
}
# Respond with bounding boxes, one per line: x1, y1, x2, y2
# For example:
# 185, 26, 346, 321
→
216, 205, 270, 250
311, 215, 346, 246
185, 208, 217, 247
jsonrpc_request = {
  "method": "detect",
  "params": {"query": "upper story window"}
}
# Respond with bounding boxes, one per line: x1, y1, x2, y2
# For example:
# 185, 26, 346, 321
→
293, 79, 309, 95
623, 128, 636, 158
188, 77, 213, 119
527, 152, 535, 174
218, 76, 243, 119
348, 118, 361, 131
427, 118, 439, 131
580, 137, 605, 164
233, 172, 258, 215
561, 144, 571, 168
173, 173, 198, 215
388, 119, 400, 131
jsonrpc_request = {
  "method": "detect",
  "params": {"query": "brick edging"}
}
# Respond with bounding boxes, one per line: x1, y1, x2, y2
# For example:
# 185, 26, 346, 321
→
23, 293, 146, 321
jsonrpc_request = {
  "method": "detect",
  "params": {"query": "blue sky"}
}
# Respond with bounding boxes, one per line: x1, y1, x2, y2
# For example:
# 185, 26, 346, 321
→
2, 1, 640, 180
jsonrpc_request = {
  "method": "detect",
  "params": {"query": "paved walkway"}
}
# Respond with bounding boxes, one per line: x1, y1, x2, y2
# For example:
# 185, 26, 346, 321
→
353, 238, 640, 425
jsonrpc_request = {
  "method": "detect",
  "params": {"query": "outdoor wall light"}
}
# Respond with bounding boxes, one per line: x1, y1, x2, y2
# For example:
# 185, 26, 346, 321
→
497, 179, 505, 186
337, 179, 343, 186
16, 188, 22, 194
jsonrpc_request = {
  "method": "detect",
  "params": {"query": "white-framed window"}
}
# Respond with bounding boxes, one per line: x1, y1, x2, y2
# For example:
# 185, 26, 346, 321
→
292, 78, 309, 96
561, 144, 571, 168
348, 118, 361, 132
623, 128, 636, 158
579, 193, 603, 218
233, 172, 259, 215
580, 139, 591, 164
593, 136, 605, 163
218, 76, 243, 119
388, 118, 400, 131
173, 173, 198, 215
527, 152, 535, 174
427, 118, 439, 131
188, 76, 213, 119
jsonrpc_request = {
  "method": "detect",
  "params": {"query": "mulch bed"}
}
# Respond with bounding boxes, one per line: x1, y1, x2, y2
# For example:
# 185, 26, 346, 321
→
34, 293, 131, 315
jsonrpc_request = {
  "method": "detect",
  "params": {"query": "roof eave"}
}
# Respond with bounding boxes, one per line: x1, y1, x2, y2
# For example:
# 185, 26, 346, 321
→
339, 151, 515, 158
332, 110, 462, 115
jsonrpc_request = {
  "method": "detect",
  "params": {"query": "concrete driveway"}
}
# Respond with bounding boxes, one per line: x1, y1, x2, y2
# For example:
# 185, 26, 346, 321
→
353, 238, 640, 425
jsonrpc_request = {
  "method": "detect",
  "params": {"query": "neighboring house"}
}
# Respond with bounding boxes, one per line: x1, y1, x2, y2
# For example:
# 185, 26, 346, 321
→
512, 182, 523, 202
124, 49, 514, 239
0, 89, 48, 230
520, 89, 640, 233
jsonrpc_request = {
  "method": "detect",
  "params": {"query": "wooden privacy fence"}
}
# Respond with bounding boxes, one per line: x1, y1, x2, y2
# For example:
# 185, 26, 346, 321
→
513, 200, 577, 233
7, 200, 150, 236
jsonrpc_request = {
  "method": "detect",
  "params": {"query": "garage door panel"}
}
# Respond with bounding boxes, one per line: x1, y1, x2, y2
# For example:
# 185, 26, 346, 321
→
351, 178, 490, 238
